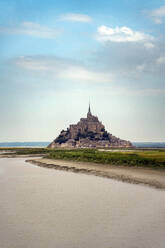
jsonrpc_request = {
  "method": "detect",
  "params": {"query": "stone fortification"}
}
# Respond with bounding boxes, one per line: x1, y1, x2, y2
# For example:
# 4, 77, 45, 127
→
48, 105, 133, 148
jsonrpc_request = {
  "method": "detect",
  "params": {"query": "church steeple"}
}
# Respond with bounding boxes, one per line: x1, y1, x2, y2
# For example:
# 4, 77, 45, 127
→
87, 102, 92, 118
88, 103, 91, 115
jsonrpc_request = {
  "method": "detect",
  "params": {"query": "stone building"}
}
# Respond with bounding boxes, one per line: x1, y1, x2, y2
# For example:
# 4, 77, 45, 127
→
48, 105, 133, 148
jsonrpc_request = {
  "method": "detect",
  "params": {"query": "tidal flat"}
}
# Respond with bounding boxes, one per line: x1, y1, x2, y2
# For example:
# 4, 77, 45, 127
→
27, 157, 165, 189
0, 157, 165, 248
1, 148, 165, 188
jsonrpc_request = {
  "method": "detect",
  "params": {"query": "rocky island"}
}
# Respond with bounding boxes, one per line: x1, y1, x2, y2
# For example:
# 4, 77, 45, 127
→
48, 105, 132, 148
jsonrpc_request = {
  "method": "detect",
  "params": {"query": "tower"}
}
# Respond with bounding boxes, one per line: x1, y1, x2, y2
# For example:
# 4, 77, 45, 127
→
87, 103, 92, 118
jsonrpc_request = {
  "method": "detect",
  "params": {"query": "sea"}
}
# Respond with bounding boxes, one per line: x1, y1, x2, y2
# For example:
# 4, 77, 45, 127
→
0, 142, 165, 148
0, 142, 50, 148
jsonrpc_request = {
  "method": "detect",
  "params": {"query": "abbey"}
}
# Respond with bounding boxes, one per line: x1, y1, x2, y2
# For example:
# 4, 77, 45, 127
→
48, 105, 133, 148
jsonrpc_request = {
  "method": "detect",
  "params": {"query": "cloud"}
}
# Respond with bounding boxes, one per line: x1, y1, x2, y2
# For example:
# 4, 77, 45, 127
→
0, 22, 59, 39
92, 36, 165, 85
60, 66, 112, 82
150, 5, 165, 24
156, 56, 165, 65
102, 87, 165, 96
97, 25, 153, 43
119, 88, 165, 96
144, 42, 155, 49
60, 13, 92, 23
136, 64, 146, 72
126, 88, 165, 96
14, 56, 112, 83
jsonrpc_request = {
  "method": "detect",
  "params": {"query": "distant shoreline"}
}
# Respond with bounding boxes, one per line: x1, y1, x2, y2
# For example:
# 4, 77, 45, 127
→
0, 141, 165, 148
26, 158, 165, 190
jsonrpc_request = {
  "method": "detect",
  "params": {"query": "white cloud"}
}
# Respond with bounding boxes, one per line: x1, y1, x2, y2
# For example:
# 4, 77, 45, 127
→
59, 66, 112, 83
109, 87, 165, 96
90, 86, 165, 97
156, 56, 165, 64
93, 36, 165, 83
15, 56, 53, 70
144, 42, 155, 49
60, 13, 92, 23
0, 22, 59, 39
97, 25, 153, 43
150, 5, 165, 24
14, 56, 112, 83
136, 64, 146, 72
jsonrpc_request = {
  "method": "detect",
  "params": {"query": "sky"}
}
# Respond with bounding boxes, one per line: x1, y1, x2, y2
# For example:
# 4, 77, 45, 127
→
0, 0, 165, 142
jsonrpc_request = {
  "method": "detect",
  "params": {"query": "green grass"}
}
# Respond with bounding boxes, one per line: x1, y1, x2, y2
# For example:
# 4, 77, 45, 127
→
47, 149, 165, 168
0, 147, 49, 155
1, 147, 165, 168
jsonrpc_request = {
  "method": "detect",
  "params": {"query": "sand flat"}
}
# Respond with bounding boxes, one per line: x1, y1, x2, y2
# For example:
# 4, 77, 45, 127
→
1, 158, 165, 248
27, 158, 165, 189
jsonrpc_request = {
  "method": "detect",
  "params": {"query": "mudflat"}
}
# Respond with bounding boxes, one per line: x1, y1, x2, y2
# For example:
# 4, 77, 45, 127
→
27, 158, 165, 189
1, 158, 165, 248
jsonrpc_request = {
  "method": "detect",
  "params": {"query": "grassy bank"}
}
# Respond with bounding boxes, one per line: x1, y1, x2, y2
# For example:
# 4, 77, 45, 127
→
1, 147, 165, 168
47, 149, 165, 168
0, 147, 49, 155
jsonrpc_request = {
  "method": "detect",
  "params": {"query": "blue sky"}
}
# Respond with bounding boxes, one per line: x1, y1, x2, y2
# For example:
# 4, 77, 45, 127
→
0, 0, 165, 142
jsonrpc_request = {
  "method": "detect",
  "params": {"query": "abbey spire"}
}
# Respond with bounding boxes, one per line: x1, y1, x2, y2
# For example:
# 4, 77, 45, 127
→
87, 103, 92, 118
88, 103, 91, 114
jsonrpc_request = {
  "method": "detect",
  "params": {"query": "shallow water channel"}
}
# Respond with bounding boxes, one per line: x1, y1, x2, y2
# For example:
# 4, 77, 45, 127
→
0, 158, 165, 248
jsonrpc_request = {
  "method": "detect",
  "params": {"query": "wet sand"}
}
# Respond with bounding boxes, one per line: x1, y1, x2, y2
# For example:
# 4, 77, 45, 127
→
27, 158, 165, 189
1, 158, 165, 248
